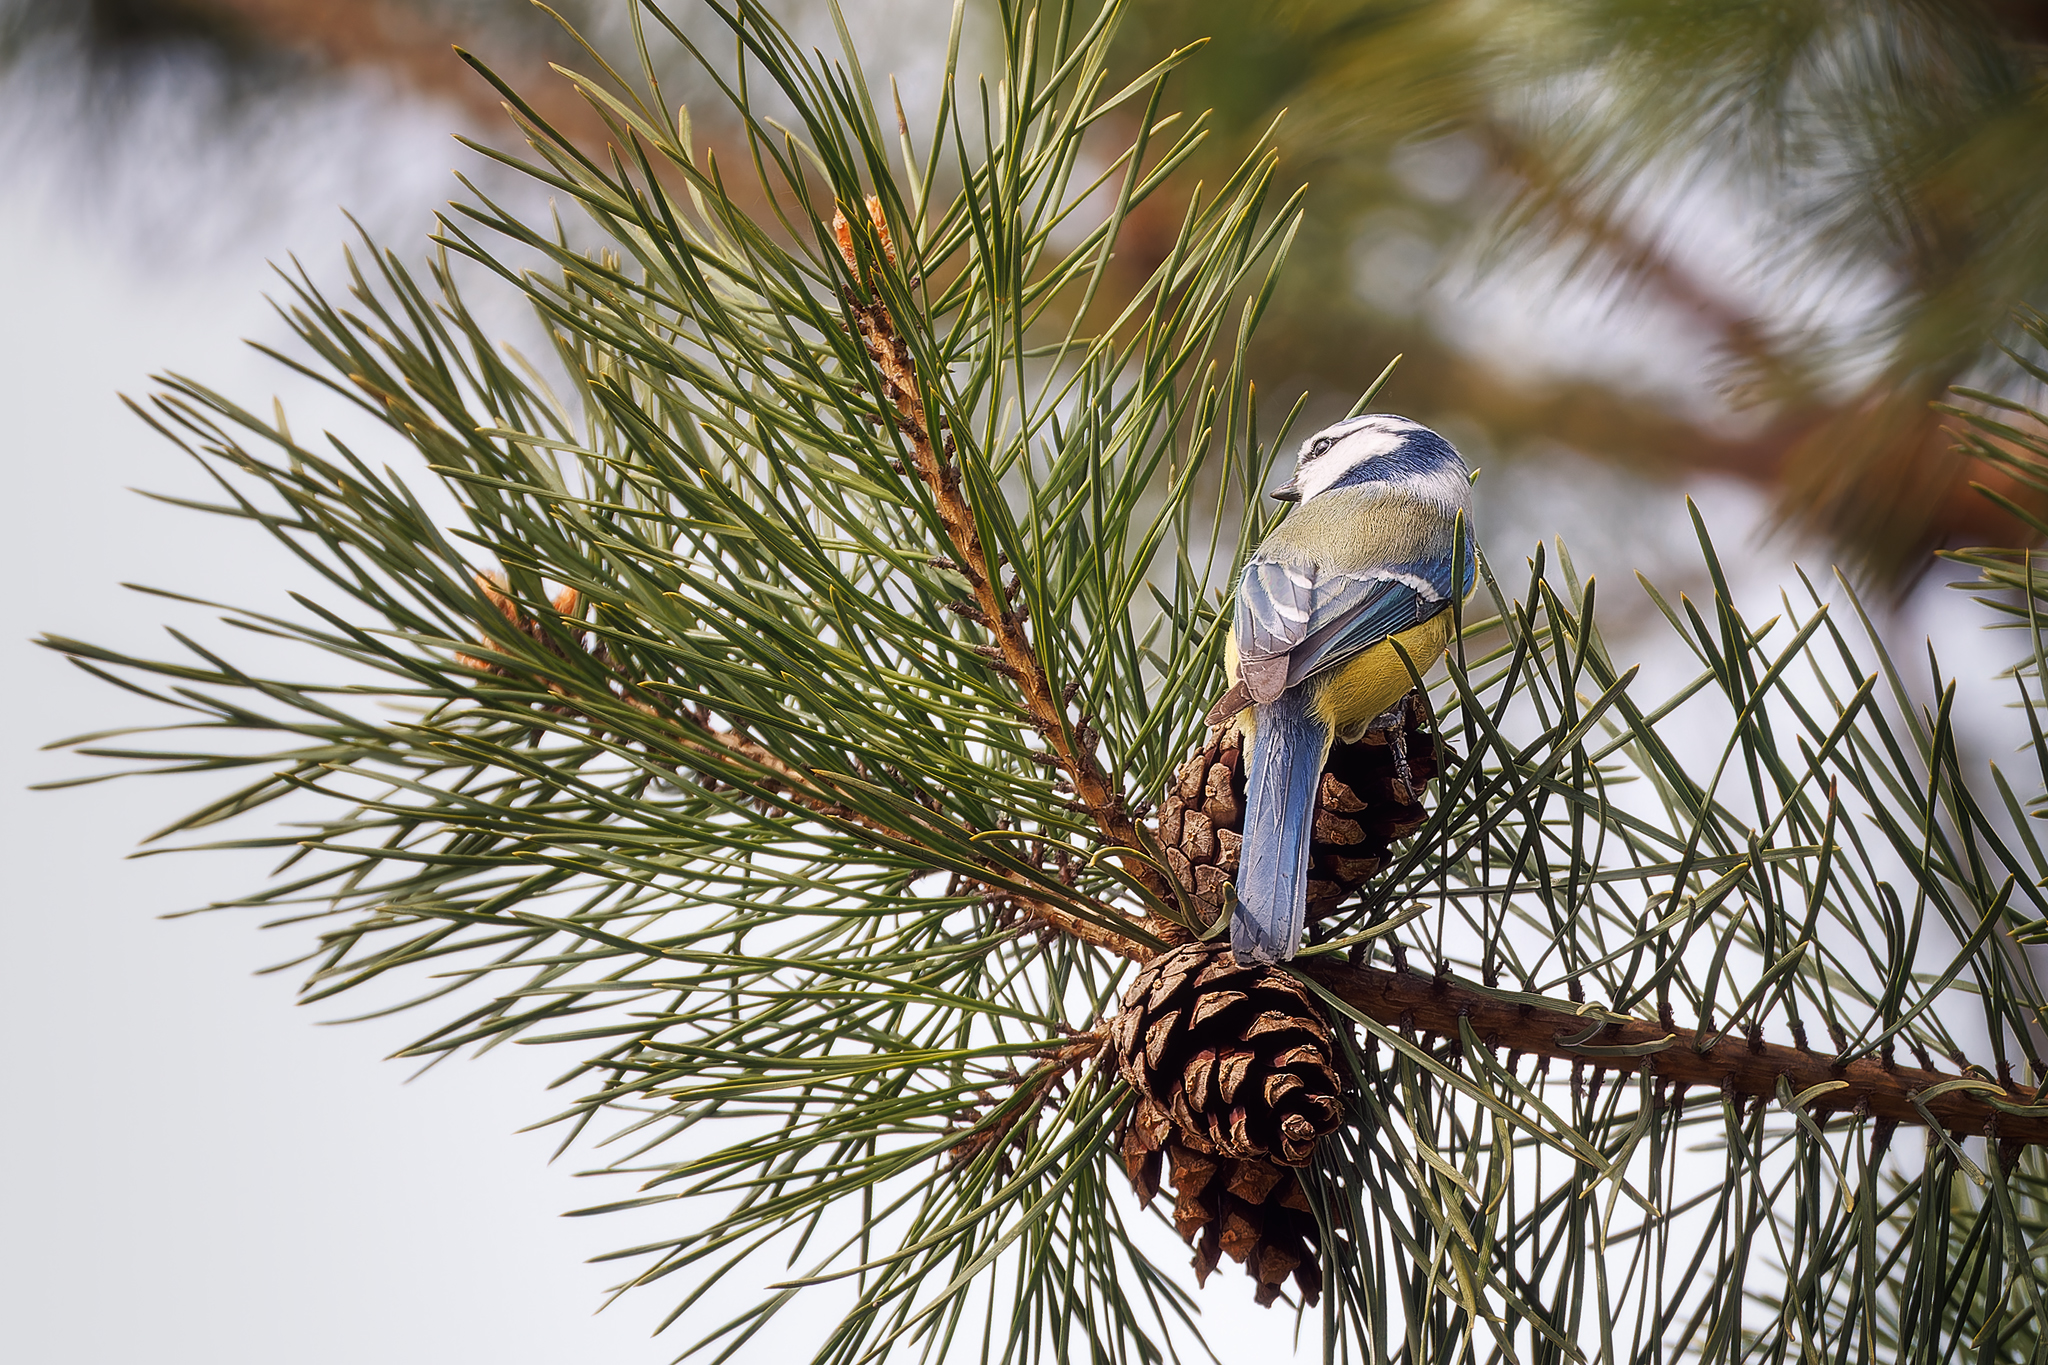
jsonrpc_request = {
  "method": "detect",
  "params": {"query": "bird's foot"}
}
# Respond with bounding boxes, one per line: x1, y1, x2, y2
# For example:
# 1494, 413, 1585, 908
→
1367, 699, 1416, 800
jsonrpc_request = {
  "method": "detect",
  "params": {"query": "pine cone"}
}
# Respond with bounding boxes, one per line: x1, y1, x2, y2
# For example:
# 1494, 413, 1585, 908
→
1110, 942, 1344, 1306
1157, 690, 1436, 927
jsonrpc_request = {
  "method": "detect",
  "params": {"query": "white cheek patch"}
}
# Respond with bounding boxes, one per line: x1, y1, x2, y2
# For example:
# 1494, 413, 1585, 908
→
1293, 426, 1413, 501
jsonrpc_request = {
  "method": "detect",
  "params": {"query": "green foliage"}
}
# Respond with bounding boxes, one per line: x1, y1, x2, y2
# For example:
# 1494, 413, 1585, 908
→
1332, 525, 2048, 1363
50, 2, 1300, 1359
39, 3, 2048, 1361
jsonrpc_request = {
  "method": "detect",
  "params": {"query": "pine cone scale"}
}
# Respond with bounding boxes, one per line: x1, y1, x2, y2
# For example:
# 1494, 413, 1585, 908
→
1312, 810, 1365, 844
1220, 1206, 1261, 1261
1265, 1072, 1305, 1106
1229, 1160, 1282, 1203
1184, 1049, 1218, 1109
1216, 1050, 1254, 1104
1244, 1010, 1314, 1042
1143, 1011, 1181, 1070
1215, 829, 1241, 871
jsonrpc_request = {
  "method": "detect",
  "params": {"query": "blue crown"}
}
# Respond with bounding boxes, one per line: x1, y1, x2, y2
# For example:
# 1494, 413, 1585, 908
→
1319, 415, 1465, 490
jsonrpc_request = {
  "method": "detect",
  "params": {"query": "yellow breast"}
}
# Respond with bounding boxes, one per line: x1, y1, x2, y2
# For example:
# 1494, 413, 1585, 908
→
1307, 613, 1454, 732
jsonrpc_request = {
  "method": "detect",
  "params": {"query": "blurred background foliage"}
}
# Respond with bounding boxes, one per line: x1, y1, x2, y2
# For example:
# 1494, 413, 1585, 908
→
5, 0, 2045, 579
1112, 0, 2048, 584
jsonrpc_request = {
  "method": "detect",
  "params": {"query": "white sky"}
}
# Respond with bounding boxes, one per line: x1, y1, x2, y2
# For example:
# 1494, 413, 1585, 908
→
0, 53, 707, 1365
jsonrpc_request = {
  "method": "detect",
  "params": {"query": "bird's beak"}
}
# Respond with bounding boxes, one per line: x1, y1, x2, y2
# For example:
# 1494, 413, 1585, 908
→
1270, 479, 1301, 503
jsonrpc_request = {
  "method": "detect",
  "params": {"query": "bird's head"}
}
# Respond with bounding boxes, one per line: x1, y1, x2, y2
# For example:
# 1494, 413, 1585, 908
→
1271, 414, 1470, 506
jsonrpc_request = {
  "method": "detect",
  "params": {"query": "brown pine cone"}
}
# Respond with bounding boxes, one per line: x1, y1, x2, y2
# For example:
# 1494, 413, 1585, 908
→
1110, 942, 1345, 1306
1158, 690, 1436, 928
1149, 1138, 1324, 1307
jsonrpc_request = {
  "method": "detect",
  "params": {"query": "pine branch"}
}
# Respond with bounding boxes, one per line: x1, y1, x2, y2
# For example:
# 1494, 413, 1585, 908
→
1011, 851, 2048, 1144
1308, 960, 2048, 1145
947, 1031, 1106, 1168
830, 199, 1174, 911
46, 3, 2048, 1355
456, 566, 1163, 962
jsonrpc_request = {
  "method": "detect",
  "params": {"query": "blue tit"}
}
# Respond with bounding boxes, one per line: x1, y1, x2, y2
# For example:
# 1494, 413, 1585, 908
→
1203, 414, 1476, 965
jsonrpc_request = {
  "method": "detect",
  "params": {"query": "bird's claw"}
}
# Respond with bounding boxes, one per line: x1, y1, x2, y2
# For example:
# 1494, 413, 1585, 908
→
1367, 699, 1416, 800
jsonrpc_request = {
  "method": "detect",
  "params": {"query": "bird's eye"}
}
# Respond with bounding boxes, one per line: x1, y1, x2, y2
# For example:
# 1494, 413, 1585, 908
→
1309, 437, 1334, 458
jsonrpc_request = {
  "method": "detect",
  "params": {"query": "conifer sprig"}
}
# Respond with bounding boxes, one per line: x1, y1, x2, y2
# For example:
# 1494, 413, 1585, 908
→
39, 2, 2048, 1359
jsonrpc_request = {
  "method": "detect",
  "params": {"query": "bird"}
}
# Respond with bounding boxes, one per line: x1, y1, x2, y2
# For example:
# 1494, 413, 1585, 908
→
1204, 413, 1476, 965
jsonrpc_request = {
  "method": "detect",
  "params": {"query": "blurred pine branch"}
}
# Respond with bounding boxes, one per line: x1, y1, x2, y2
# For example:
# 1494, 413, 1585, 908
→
16, 0, 2048, 577
1115, 0, 2048, 581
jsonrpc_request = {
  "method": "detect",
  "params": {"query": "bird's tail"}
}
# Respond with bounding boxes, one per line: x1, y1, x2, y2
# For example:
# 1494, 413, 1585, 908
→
1232, 689, 1333, 965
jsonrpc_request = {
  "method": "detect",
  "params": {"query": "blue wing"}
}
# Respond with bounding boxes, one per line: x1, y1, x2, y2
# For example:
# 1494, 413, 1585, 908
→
1235, 543, 1471, 704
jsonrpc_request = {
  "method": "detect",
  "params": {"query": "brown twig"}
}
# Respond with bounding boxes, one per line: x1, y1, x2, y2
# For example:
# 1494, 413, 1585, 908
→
949, 1033, 1106, 1167
830, 201, 1172, 906
1305, 961, 2048, 1144
453, 572, 1161, 964
995, 894, 1160, 962
648, 706, 1159, 960
1060, 901, 2048, 1141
